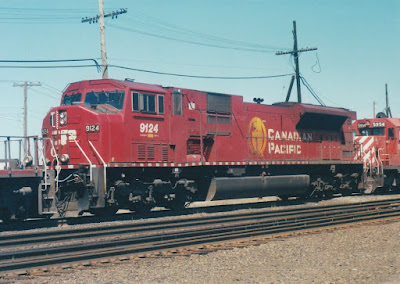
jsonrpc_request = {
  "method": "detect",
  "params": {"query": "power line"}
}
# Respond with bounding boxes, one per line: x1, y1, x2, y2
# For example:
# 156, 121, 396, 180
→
41, 83, 63, 94
300, 76, 325, 106
0, 65, 96, 69
108, 57, 276, 71
29, 87, 60, 100
0, 59, 294, 80
124, 11, 285, 51
0, 115, 21, 121
0, 7, 99, 12
109, 64, 294, 79
109, 24, 280, 53
0, 21, 81, 25
0, 58, 100, 65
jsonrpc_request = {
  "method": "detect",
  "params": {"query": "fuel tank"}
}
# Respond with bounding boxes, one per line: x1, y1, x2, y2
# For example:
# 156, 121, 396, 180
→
205, 175, 310, 201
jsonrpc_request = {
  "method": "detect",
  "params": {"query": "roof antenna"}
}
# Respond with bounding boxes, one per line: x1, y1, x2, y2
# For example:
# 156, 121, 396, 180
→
385, 84, 392, 118
253, 98, 264, 104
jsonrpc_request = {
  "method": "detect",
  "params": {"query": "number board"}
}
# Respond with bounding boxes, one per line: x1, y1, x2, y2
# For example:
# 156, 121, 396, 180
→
86, 125, 100, 132
372, 121, 385, 128
139, 123, 159, 138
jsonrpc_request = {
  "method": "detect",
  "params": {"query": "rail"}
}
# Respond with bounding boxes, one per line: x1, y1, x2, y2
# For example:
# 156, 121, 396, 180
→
0, 198, 399, 275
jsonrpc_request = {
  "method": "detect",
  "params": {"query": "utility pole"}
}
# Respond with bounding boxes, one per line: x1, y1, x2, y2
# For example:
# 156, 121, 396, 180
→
82, 4, 127, 79
285, 75, 295, 102
385, 84, 392, 118
98, 0, 108, 79
13, 81, 41, 155
373, 101, 376, 118
276, 21, 317, 103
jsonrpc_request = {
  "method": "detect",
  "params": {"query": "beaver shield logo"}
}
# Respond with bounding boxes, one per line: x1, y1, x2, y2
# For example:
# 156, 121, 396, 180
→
248, 117, 267, 156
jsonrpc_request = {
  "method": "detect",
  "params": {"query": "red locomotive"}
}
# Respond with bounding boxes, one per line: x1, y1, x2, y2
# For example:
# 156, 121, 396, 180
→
36, 78, 364, 217
353, 117, 400, 193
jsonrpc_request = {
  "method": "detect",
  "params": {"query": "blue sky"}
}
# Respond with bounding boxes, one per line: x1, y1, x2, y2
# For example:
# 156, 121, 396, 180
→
0, 0, 399, 139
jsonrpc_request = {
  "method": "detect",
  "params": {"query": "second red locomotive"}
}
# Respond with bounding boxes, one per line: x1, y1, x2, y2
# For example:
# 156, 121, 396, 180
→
38, 79, 364, 217
353, 117, 400, 193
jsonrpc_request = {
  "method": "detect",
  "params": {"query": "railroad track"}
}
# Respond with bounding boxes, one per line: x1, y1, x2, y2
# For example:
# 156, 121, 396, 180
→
0, 197, 284, 232
1, 194, 398, 232
1, 198, 400, 277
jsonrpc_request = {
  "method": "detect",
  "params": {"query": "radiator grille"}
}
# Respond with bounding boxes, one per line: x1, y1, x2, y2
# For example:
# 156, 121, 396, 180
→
147, 144, 155, 160
162, 146, 168, 162
138, 144, 146, 160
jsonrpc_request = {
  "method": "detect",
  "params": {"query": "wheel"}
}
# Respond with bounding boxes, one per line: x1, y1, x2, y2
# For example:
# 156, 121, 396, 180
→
278, 195, 289, 201
166, 199, 187, 211
341, 188, 352, 196
324, 190, 334, 199
0, 209, 12, 222
132, 203, 153, 214
90, 207, 118, 217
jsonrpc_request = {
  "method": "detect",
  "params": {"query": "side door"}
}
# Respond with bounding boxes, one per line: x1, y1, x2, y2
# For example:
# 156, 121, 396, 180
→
130, 91, 169, 162
169, 89, 187, 162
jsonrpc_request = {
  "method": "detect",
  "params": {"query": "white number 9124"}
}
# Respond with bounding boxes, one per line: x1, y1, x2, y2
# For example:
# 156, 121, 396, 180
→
140, 123, 159, 134
86, 125, 100, 132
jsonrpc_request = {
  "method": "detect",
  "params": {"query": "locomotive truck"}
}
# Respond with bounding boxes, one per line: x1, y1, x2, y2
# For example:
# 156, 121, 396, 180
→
0, 78, 375, 220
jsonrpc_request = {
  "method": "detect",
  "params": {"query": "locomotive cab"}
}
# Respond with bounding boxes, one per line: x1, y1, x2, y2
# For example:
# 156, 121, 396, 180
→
353, 117, 400, 193
353, 118, 400, 166
41, 79, 197, 216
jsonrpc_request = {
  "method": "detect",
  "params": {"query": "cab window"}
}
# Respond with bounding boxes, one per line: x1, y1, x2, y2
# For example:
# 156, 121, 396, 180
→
132, 92, 164, 114
388, 128, 395, 139
173, 91, 182, 115
142, 94, 156, 113
360, 128, 385, 136
62, 93, 81, 105
158, 95, 164, 114
85, 91, 125, 110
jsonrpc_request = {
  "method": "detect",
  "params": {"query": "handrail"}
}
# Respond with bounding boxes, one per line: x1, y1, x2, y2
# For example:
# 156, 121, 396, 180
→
377, 148, 384, 175
88, 140, 107, 195
40, 137, 48, 187
49, 138, 61, 193
71, 136, 93, 183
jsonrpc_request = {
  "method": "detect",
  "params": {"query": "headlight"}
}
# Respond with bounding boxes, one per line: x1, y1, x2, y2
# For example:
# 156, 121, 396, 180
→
60, 154, 69, 164
59, 110, 67, 126
24, 156, 33, 167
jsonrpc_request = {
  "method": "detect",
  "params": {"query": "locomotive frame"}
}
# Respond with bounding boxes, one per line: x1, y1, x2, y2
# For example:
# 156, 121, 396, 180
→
0, 79, 380, 220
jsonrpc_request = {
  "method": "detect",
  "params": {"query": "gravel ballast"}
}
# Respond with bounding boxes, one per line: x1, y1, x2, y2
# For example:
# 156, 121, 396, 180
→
9, 197, 400, 283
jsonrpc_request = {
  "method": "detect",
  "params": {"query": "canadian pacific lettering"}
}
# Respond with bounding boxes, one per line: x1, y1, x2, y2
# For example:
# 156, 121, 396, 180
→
267, 129, 312, 155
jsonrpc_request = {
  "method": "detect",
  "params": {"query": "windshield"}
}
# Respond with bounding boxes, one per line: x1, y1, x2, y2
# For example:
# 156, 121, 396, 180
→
360, 128, 385, 136
62, 93, 81, 105
84, 91, 125, 110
